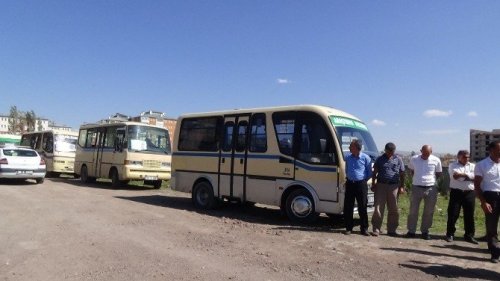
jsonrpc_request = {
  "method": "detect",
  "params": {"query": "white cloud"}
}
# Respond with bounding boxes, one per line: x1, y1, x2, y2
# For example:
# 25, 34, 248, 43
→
467, 111, 478, 117
276, 78, 291, 84
371, 119, 386, 126
420, 129, 459, 135
423, 109, 453, 118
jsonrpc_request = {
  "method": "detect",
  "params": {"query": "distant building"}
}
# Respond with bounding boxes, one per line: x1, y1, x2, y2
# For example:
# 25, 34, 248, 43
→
48, 124, 74, 132
0, 114, 50, 133
98, 113, 130, 124
130, 110, 177, 145
470, 129, 500, 162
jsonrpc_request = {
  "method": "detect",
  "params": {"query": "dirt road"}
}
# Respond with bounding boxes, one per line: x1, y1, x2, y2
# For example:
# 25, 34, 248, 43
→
1, 178, 499, 281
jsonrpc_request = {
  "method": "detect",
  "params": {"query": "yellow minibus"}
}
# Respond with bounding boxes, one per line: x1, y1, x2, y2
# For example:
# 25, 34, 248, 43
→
171, 105, 378, 223
74, 122, 171, 188
21, 130, 78, 177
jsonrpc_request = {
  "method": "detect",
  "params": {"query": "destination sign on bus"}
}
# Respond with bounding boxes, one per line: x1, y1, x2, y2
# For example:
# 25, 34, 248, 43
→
329, 116, 368, 131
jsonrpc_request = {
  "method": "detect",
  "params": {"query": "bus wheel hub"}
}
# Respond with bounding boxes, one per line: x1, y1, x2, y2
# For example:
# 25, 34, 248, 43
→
291, 196, 312, 217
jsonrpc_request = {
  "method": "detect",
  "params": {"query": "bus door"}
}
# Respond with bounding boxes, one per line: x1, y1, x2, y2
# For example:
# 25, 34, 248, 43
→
219, 114, 250, 201
293, 112, 339, 204
92, 128, 106, 178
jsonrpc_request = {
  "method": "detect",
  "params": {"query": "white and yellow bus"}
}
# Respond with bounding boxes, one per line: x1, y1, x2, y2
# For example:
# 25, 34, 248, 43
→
20, 130, 78, 177
171, 105, 378, 223
74, 122, 171, 188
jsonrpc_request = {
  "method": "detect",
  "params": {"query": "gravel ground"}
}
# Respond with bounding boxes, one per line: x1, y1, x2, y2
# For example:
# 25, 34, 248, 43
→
1, 178, 499, 281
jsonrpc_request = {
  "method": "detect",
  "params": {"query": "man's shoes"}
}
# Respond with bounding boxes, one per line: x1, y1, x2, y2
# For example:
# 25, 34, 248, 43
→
387, 232, 398, 237
343, 230, 352, 235
361, 230, 370, 236
445, 235, 454, 242
371, 230, 380, 237
422, 232, 431, 240
405, 232, 416, 238
464, 236, 479, 245
491, 257, 499, 264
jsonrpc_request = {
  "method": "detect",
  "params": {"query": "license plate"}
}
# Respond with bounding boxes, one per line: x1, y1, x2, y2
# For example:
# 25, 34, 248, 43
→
17, 170, 33, 175
145, 176, 158, 181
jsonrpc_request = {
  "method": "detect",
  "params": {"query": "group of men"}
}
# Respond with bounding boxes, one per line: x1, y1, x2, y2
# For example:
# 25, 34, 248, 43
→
343, 140, 500, 263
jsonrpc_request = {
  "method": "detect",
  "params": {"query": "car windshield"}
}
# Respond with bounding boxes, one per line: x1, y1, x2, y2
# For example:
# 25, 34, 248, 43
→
3, 149, 38, 157
54, 135, 77, 152
329, 115, 379, 160
127, 125, 171, 154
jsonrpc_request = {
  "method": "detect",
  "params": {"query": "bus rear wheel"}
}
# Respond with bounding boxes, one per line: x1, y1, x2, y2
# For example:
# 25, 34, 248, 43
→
192, 181, 216, 210
285, 189, 318, 224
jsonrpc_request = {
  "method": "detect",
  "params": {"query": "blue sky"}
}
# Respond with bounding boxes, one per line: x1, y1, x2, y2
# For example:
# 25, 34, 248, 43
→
1, 1, 499, 154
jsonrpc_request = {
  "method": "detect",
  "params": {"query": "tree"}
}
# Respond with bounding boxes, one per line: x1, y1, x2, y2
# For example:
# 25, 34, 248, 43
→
8, 106, 20, 133
25, 110, 36, 132
37, 119, 44, 131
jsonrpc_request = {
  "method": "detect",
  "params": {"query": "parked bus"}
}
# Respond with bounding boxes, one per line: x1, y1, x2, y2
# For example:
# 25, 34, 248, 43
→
74, 122, 171, 188
171, 105, 378, 223
20, 130, 78, 177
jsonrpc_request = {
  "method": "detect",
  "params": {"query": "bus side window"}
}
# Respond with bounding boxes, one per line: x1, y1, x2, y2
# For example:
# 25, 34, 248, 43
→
235, 121, 248, 152
273, 112, 295, 156
297, 112, 336, 165
249, 113, 267, 153
115, 128, 125, 151
43, 134, 53, 153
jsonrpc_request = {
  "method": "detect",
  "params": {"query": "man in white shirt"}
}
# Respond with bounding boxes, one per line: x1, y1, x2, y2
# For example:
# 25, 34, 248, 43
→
446, 150, 477, 244
474, 141, 500, 263
406, 145, 442, 240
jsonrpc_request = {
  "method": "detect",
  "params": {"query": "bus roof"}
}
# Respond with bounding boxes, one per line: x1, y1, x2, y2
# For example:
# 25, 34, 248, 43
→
178, 104, 362, 121
21, 130, 78, 136
78, 121, 169, 130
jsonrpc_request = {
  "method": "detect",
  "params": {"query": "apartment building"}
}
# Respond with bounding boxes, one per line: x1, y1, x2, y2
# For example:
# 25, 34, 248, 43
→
470, 129, 500, 162
0, 114, 50, 133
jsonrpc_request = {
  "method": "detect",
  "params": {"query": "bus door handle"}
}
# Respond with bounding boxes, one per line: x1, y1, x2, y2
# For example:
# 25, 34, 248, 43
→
279, 156, 293, 164
240, 158, 244, 164
221, 157, 225, 163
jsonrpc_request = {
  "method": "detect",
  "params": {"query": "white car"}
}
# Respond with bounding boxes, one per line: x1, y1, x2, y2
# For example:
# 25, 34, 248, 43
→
0, 144, 46, 184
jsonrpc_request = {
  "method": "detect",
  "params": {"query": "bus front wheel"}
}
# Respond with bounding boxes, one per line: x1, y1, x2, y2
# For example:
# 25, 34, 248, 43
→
285, 189, 318, 224
80, 166, 96, 184
153, 180, 162, 189
192, 181, 216, 210
110, 169, 121, 188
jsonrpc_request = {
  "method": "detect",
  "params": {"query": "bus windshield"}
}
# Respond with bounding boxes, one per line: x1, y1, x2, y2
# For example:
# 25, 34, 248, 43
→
329, 115, 378, 160
54, 135, 77, 152
127, 125, 171, 154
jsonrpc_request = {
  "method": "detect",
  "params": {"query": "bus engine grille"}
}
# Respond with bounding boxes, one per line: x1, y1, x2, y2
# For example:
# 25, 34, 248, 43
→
143, 160, 161, 168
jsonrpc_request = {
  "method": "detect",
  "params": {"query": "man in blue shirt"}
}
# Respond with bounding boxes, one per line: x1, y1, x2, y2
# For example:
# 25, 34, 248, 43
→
343, 139, 372, 236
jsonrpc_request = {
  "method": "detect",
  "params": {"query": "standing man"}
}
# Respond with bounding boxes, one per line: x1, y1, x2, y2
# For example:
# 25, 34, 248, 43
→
344, 139, 372, 236
446, 150, 477, 244
371, 142, 405, 237
474, 141, 500, 263
406, 145, 442, 240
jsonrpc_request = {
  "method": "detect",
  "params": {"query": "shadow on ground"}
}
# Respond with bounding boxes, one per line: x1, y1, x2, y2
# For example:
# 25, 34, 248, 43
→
382, 247, 486, 262
115, 194, 347, 231
50, 177, 154, 191
400, 260, 500, 280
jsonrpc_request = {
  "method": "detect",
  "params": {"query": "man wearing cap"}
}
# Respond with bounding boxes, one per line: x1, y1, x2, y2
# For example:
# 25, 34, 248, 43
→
343, 139, 372, 236
445, 150, 477, 244
371, 142, 405, 237
474, 141, 500, 263
406, 145, 442, 240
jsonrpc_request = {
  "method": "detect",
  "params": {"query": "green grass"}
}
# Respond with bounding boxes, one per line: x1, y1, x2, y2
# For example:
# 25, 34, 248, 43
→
396, 192, 486, 236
